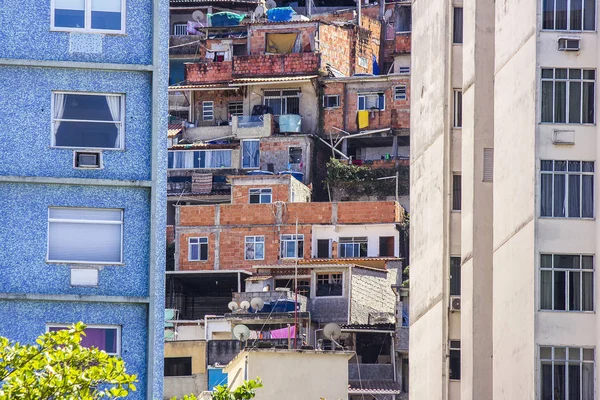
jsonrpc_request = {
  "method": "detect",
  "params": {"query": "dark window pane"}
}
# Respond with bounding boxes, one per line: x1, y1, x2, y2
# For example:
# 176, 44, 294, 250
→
554, 174, 566, 217
568, 161, 581, 172
554, 363, 566, 400
453, 174, 462, 210
91, 11, 122, 30
569, 69, 582, 79
542, 69, 554, 79
543, 0, 555, 29
541, 160, 554, 171
554, 255, 579, 269
569, 271, 581, 310
582, 175, 594, 217
556, 0, 568, 29
541, 254, 553, 268
582, 81, 595, 123
569, 81, 581, 123
200, 243, 208, 260
584, 0, 596, 30
555, 160, 567, 171
542, 81, 554, 122
568, 174, 581, 217
541, 363, 553, 400
453, 7, 463, 44
541, 174, 553, 217
568, 364, 581, 399
317, 239, 330, 258
541, 270, 553, 310
54, 9, 85, 28
164, 357, 192, 377
582, 161, 594, 172
55, 121, 119, 148
582, 271, 594, 311
555, 81, 567, 123
570, 0, 583, 30
582, 255, 594, 269
450, 257, 461, 296
582, 362, 594, 399
556, 68, 568, 79
583, 70, 595, 80
449, 349, 461, 380
554, 270, 566, 310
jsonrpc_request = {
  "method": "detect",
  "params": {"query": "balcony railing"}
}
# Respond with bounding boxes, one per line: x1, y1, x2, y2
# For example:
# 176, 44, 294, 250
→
348, 363, 395, 381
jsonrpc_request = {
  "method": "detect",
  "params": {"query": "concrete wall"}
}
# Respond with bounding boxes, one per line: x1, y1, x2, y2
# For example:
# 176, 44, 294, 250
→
311, 224, 400, 258
165, 340, 207, 375
350, 267, 397, 324
164, 375, 207, 400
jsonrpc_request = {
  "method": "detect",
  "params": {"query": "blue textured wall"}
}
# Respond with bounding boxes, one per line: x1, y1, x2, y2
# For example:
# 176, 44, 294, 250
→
0, 300, 149, 399
0, 183, 150, 297
0, 67, 152, 181
0, 0, 153, 64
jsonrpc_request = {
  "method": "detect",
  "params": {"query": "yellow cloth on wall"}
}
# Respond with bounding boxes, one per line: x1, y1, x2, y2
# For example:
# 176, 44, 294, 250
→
266, 33, 298, 54
357, 110, 369, 129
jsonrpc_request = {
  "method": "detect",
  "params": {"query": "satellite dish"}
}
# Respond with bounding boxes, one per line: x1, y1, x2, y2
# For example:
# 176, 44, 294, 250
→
383, 9, 393, 22
265, 0, 277, 10
228, 301, 239, 311
233, 324, 251, 341
323, 323, 341, 341
250, 297, 265, 312
192, 10, 205, 21
240, 300, 251, 311
254, 5, 265, 18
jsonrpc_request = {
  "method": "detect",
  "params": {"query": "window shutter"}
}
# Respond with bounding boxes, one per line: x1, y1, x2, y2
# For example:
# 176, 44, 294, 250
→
483, 148, 494, 182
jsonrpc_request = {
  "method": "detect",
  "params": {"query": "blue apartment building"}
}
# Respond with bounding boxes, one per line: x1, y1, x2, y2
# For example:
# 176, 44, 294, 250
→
0, 0, 167, 398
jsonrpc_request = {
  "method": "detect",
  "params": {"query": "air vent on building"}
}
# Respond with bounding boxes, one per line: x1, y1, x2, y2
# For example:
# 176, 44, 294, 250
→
558, 37, 580, 51
553, 130, 575, 145
450, 296, 461, 312
483, 148, 493, 182
74, 151, 102, 169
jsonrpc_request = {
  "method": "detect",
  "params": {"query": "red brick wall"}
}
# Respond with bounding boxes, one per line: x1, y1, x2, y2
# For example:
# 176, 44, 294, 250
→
318, 24, 353, 76
186, 62, 233, 84
232, 53, 320, 77
394, 33, 411, 54
337, 201, 401, 224
167, 225, 175, 244
248, 25, 318, 55
231, 184, 291, 204
179, 206, 215, 227
355, 17, 381, 75
179, 232, 216, 270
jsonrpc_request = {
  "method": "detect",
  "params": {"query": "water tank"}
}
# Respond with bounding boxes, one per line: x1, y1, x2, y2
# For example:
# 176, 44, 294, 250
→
279, 114, 302, 133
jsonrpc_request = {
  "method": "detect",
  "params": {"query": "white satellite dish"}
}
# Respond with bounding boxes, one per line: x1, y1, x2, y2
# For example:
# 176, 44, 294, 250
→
250, 297, 265, 312
265, 0, 277, 10
323, 323, 342, 341
240, 300, 251, 311
254, 5, 265, 18
228, 301, 239, 311
383, 9, 393, 22
192, 10, 205, 21
233, 324, 251, 341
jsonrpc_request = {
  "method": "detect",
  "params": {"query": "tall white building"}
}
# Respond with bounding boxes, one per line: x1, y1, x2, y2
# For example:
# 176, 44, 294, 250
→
411, 0, 597, 399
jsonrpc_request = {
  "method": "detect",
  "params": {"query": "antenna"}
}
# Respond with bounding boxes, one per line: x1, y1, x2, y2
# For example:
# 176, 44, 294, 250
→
228, 301, 239, 311
254, 5, 265, 18
383, 9, 393, 22
233, 324, 251, 341
250, 297, 265, 312
240, 300, 251, 311
192, 10, 205, 21
265, 0, 277, 10
323, 323, 342, 349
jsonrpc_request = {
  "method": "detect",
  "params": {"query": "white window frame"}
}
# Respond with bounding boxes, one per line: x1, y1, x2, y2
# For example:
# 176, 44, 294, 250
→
453, 89, 462, 128
338, 237, 368, 258
46, 324, 121, 356
314, 271, 344, 298
398, 66, 410, 75
249, 188, 272, 204
540, 160, 595, 218
541, 68, 596, 124
449, 340, 461, 380
539, 346, 595, 399
228, 101, 244, 117
47, 207, 124, 265
203, 101, 214, 121
245, 236, 265, 260
323, 95, 340, 109
394, 85, 407, 101
167, 149, 233, 170
358, 56, 368, 68
280, 234, 304, 259
50, 0, 126, 34
263, 89, 300, 116
540, 254, 594, 312
188, 237, 208, 261
51, 91, 125, 150
358, 93, 385, 111
241, 139, 260, 169
542, 0, 597, 31
173, 23, 187, 36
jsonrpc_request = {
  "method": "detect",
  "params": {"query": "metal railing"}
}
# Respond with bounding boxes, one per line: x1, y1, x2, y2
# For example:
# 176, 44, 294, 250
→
173, 24, 187, 36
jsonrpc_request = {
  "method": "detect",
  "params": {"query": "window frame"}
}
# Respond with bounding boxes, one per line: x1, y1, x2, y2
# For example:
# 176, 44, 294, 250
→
241, 139, 260, 169
51, 91, 125, 150
394, 85, 407, 101
263, 89, 300, 116
453, 7, 463, 44
338, 237, 368, 258
541, 68, 596, 125
450, 256, 461, 296
202, 101, 214, 121
245, 235, 265, 261
539, 254, 595, 312
188, 237, 208, 261
449, 340, 461, 380
46, 324, 121, 356
539, 346, 595, 400
167, 149, 233, 170
398, 66, 410, 75
452, 173, 462, 211
358, 93, 385, 111
249, 188, 272, 204
47, 207, 124, 265
228, 101, 244, 118
541, 0, 597, 31
50, 0, 126, 34
540, 160, 595, 219
323, 95, 340, 109
315, 271, 344, 298
453, 89, 462, 128
280, 234, 304, 259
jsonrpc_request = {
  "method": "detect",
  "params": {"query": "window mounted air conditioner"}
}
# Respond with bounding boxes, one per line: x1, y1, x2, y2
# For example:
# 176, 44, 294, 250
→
450, 296, 461, 312
558, 37, 580, 51
74, 151, 102, 169
552, 130, 575, 145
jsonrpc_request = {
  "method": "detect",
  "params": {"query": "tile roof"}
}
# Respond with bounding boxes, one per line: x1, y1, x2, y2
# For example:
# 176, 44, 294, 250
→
168, 124, 183, 138
348, 380, 402, 395
232, 75, 319, 84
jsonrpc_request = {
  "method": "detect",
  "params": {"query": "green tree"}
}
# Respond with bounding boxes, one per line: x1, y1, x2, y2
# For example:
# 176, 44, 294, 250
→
0, 322, 137, 399
173, 378, 263, 400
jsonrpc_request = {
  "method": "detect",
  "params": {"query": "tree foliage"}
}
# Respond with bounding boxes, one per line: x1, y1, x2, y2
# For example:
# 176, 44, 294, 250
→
172, 378, 263, 400
0, 322, 137, 400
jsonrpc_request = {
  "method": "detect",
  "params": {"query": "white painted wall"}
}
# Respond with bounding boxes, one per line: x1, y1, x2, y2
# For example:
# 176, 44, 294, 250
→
311, 224, 399, 258
206, 318, 232, 341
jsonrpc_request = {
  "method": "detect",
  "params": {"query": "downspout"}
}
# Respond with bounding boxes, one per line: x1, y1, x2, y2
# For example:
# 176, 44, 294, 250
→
346, 266, 352, 324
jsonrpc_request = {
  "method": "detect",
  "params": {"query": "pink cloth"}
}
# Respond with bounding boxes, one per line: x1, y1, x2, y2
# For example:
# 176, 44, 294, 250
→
270, 325, 296, 339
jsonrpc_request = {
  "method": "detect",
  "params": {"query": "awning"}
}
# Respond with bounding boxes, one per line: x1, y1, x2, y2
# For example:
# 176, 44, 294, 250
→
168, 124, 182, 138
232, 75, 318, 86
168, 84, 240, 91
348, 380, 402, 395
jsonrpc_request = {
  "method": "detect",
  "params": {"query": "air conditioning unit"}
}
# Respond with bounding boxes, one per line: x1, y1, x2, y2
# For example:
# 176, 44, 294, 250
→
74, 151, 102, 169
553, 130, 575, 145
450, 296, 461, 312
558, 37, 580, 51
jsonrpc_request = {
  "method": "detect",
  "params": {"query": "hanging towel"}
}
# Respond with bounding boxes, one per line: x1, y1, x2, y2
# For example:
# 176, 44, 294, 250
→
270, 325, 296, 339
357, 110, 369, 129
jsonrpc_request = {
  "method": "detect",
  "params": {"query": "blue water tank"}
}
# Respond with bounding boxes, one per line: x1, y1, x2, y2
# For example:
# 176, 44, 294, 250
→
279, 171, 304, 182
279, 114, 302, 133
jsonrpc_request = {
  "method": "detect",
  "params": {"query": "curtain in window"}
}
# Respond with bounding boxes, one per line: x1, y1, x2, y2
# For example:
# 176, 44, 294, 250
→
569, 271, 581, 310
582, 362, 594, 399
453, 7, 463, 43
554, 271, 566, 310
555, 0, 568, 29
582, 81, 595, 123
243, 141, 260, 168
105, 95, 121, 147
570, 0, 583, 30
554, 81, 567, 123
568, 364, 581, 400
553, 174, 566, 217
541, 363, 553, 400
554, 363, 566, 399
211, 150, 231, 168
584, 0, 596, 30
541, 81, 554, 122
569, 81, 581, 123
582, 271, 593, 311
53, 93, 67, 138
542, 0, 555, 29
540, 270, 553, 309
568, 174, 580, 217
582, 174, 593, 217
541, 174, 553, 216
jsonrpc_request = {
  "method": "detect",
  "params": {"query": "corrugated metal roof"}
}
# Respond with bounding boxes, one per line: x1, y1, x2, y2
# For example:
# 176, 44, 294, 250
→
245, 275, 273, 282
340, 323, 395, 331
232, 75, 319, 84
169, 84, 240, 91
171, 0, 259, 4
168, 124, 183, 138
348, 380, 402, 395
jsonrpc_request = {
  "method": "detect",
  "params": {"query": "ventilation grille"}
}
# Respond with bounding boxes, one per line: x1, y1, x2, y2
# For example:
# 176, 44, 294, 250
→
483, 148, 494, 182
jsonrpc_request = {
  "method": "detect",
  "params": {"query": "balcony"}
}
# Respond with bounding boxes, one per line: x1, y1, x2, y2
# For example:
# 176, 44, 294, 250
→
170, 35, 205, 56
232, 114, 274, 138
185, 124, 232, 142
348, 363, 395, 381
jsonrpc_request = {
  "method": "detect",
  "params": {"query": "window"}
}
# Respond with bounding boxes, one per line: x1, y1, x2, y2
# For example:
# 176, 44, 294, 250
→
316, 273, 343, 297
264, 90, 300, 115
398, 66, 410, 75
173, 23, 187, 36
358, 93, 385, 111
483, 148, 494, 182
540, 346, 594, 400
449, 340, 461, 380
540, 254, 594, 311
167, 150, 232, 169
453, 7, 463, 44
396, 5, 411, 32
379, 236, 395, 257
543, 0, 596, 31
275, 278, 311, 297
48, 325, 120, 356
188, 237, 208, 261
540, 160, 594, 218
541, 68, 595, 124
280, 234, 304, 259
245, 236, 265, 260
48, 208, 123, 264
249, 188, 272, 204
228, 101, 244, 118
52, 92, 124, 150
164, 357, 192, 377
323, 95, 340, 108
358, 56, 368, 68
452, 174, 462, 211
339, 237, 368, 258
52, 0, 124, 32
450, 257, 461, 296
453, 90, 462, 128
242, 140, 260, 169
317, 239, 331, 258
289, 147, 302, 164
202, 101, 214, 121
395, 86, 407, 101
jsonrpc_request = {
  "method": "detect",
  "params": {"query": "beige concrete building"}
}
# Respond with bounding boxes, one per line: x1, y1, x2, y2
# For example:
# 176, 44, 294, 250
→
411, 0, 598, 399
